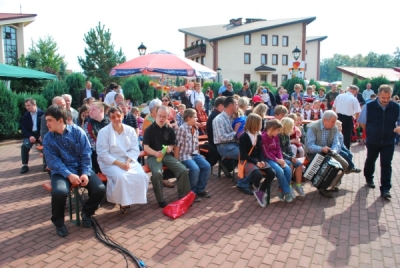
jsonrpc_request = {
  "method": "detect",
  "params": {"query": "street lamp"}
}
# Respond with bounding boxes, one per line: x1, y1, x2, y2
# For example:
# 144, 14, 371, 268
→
292, 46, 301, 61
217, 67, 221, 83
138, 42, 147, 56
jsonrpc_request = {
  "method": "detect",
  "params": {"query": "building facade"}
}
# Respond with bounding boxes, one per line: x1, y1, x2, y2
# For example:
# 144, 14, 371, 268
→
179, 17, 326, 86
0, 13, 37, 65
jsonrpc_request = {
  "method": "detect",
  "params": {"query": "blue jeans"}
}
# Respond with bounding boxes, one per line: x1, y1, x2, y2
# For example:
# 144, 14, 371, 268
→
216, 143, 239, 160
340, 146, 354, 169
284, 159, 301, 168
267, 160, 292, 193
182, 155, 211, 193
205, 102, 210, 115
237, 174, 252, 188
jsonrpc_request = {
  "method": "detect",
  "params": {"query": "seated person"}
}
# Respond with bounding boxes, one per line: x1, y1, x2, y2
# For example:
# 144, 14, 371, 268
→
84, 102, 110, 174
287, 113, 305, 157
290, 100, 302, 114
143, 105, 191, 208
161, 95, 177, 130
273, 105, 288, 120
335, 120, 361, 174
175, 104, 186, 128
175, 108, 211, 202
253, 103, 267, 131
302, 102, 312, 120
194, 100, 208, 135
232, 109, 246, 139
131, 106, 144, 138
96, 107, 149, 213
77, 104, 90, 128
43, 105, 106, 237
305, 111, 349, 198
311, 100, 323, 120
142, 99, 162, 134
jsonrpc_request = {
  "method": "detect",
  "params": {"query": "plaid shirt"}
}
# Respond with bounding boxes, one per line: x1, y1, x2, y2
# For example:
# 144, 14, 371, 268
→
43, 124, 92, 178
176, 113, 184, 127
212, 111, 236, 144
176, 122, 199, 161
123, 113, 138, 129
306, 120, 340, 153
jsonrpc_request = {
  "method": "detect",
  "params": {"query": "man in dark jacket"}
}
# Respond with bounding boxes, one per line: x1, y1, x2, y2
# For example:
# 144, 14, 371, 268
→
358, 84, 400, 199
79, 81, 99, 107
20, 98, 44, 174
237, 81, 252, 98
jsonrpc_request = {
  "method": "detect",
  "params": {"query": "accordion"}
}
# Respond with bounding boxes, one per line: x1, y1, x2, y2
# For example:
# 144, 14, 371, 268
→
303, 153, 344, 189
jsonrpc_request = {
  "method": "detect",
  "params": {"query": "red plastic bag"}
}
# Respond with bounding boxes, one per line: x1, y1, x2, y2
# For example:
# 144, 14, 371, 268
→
163, 191, 195, 219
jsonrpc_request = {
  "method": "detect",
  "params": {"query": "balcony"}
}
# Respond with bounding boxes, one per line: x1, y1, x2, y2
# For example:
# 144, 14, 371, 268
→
184, 44, 206, 58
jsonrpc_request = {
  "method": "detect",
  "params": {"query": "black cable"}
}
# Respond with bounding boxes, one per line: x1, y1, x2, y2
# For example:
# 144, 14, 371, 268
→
77, 188, 147, 268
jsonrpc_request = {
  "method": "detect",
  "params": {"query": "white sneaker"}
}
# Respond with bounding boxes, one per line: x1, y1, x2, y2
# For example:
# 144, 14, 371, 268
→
294, 185, 305, 197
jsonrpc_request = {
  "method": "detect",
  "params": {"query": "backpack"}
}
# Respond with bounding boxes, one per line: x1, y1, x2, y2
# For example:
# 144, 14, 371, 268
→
199, 142, 220, 166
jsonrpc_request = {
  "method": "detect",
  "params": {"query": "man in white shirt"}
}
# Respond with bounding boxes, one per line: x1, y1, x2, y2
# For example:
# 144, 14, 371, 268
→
362, 83, 374, 101
104, 83, 119, 105
188, 82, 205, 107
333, 85, 361, 149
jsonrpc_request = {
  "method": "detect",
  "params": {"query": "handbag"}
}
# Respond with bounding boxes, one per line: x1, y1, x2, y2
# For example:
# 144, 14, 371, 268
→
237, 144, 255, 179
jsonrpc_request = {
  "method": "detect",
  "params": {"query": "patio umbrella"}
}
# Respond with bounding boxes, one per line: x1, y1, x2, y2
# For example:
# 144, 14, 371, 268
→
0, 63, 58, 80
109, 50, 217, 80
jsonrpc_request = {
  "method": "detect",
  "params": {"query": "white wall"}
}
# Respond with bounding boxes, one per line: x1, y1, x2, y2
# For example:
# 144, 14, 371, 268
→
305, 41, 318, 80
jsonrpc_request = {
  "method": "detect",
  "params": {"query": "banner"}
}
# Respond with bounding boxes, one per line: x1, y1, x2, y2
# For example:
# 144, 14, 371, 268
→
288, 61, 305, 79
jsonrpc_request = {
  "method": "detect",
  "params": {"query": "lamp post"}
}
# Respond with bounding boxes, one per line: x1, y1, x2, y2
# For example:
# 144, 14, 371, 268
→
217, 67, 221, 83
292, 46, 301, 61
138, 42, 147, 56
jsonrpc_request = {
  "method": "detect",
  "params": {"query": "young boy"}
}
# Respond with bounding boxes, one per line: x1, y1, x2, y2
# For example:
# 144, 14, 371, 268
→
175, 108, 211, 202
336, 120, 361, 174
290, 100, 302, 114
273, 105, 288, 120
175, 104, 186, 127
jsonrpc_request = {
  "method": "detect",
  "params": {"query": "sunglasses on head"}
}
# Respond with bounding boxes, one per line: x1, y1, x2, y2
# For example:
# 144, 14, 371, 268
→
110, 113, 123, 120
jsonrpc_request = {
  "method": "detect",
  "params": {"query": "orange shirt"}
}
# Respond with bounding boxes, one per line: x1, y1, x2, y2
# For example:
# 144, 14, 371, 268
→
196, 109, 208, 123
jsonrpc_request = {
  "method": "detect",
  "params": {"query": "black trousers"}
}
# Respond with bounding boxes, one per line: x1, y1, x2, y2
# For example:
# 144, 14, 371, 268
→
364, 143, 395, 194
21, 133, 40, 164
338, 114, 353, 149
51, 173, 106, 227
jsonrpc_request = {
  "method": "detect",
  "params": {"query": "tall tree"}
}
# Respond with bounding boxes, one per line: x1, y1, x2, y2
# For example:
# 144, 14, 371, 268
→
78, 22, 126, 87
393, 47, 400, 67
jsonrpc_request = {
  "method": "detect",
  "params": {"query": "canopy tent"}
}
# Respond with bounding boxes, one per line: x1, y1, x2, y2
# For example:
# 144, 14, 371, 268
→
0, 63, 58, 80
110, 50, 217, 80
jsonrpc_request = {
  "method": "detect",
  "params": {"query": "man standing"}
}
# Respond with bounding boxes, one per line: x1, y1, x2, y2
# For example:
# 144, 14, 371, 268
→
143, 106, 191, 208
305, 111, 349, 198
362, 83, 374, 101
237, 81, 252, 98
358, 85, 400, 199
79, 81, 99, 107
188, 82, 205, 107
222, 83, 234, 97
62, 94, 78, 123
218, 79, 229, 96
20, 98, 44, 174
332, 85, 361, 149
326, 84, 339, 110
43, 105, 106, 237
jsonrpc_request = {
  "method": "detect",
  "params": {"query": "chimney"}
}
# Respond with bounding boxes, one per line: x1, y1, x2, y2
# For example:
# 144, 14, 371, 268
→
230, 18, 242, 26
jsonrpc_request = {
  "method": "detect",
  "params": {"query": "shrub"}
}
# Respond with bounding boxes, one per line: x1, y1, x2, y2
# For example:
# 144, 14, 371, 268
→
135, 75, 153, 103
232, 81, 243, 94
308, 79, 321, 91
42, 80, 68, 107
249, 81, 258, 94
0, 83, 20, 137
357, 76, 390, 94
89, 77, 104, 95
122, 77, 143, 106
393, 80, 400, 97
280, 78, 306, 95
202, 82, 213, 92
65, 73, 86, 109
15, 92, 47, 120
260, 82, 277, 94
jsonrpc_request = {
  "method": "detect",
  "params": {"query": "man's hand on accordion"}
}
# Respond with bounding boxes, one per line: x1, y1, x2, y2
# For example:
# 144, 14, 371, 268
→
321, 146, 331, 154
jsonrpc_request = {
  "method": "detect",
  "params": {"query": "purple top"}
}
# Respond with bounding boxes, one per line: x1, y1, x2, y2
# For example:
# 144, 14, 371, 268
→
261, 132, 283, 161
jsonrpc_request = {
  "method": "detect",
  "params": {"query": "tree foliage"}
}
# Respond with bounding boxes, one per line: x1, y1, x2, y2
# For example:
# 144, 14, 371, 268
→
280, 77, 306, 95
65, 73, 86, 109
89, 77, 104, 95
308, 79, 321, 90
135, 75, 154, 103
78, 22, 126, 87
122, 77, 143, 106
0, 83, 20, 137
42, 80, 68, 107
15, 92, 47, 119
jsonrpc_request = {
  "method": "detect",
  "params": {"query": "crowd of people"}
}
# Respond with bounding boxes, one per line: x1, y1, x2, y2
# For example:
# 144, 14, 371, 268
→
19, 79, 400, 237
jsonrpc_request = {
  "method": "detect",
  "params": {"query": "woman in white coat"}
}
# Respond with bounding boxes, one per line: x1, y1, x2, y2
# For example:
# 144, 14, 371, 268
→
96, 107, 149, 213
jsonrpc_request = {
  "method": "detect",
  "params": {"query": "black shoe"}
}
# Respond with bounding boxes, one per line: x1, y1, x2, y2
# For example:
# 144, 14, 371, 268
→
366, 182, 375, 189
381, 192, 391, 199
319, 189, 333, 198
219, 162, 232, 178
194, 195, 202, 202
346, 167, 362, 174
56, 225, 68, 237
158, 201, 168, 208
20, 166, 29, 174
237, 186, 253, 195
197, 191, 211, 198
81, 211, 92, 228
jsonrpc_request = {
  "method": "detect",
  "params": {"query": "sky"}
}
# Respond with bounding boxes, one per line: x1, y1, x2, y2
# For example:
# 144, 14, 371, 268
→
1, 0, 399, 72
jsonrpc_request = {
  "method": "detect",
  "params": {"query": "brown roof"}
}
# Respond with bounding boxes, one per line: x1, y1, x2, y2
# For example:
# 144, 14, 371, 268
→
178, 16, 316, 42
337, 67, 400, 82
306, 36, 328, 42
0, 13, 37, 21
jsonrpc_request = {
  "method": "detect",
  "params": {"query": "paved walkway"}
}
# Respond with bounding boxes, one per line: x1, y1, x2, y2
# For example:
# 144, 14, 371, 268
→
1, 142, 400, 267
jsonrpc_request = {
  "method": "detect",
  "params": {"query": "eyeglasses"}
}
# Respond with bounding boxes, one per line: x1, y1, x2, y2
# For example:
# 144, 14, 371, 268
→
162, 100, 169, 102
110, 113, 123, 120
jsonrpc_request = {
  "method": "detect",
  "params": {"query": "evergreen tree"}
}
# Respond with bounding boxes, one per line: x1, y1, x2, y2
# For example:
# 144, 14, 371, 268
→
78, 22, 126, 87
122, 77, 143, 106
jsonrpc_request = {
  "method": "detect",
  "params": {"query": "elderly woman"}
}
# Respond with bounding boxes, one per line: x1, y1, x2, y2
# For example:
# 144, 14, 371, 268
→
142, 99, 162, 134
96, 107, 149, 213
194, 99, 208, 135
84, 102, 110, 174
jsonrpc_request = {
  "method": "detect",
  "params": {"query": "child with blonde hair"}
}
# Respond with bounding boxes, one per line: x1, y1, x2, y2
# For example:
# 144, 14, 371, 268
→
232, 109, 247, 139
279, 118, 305, 198
287, 114, 305, 157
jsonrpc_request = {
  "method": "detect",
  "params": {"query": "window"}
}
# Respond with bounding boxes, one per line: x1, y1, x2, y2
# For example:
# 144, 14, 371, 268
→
3, 26, 17, 65
261, 35, 268, 45
244, 53, 251, 64
201, 56, 205, 65
244, 34, 251, 45
272, 35, 278, 46
244, 74, 251, 82
282, 55, 288, 65
282, 36, 289, 47
272, 74, 278, 87
272, 54, 278, 65
261, 54, 267, 65
196, 57, 199, 63
261, 75, 267, 83
282, 75, 288, 82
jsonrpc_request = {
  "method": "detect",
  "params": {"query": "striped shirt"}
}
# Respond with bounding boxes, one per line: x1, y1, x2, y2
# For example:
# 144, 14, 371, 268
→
212, 111, 236, 144
176, 122, 199, 161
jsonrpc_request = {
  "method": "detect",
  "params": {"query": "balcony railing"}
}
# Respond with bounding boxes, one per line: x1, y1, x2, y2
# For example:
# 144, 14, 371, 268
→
184, 45, 206, 58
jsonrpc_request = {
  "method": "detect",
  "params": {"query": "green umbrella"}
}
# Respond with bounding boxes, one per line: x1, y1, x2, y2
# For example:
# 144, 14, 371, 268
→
0, 63, 58, 80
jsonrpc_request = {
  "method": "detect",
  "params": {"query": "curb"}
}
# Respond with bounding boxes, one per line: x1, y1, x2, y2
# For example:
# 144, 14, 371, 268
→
0, 139, 22, 146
